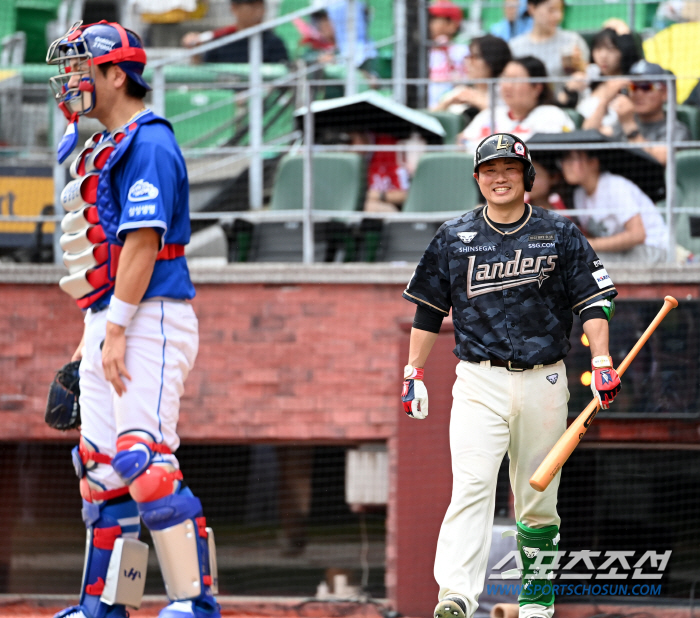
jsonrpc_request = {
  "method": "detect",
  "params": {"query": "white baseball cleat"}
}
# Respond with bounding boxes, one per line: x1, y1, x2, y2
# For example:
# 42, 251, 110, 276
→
434, 595, 468, 618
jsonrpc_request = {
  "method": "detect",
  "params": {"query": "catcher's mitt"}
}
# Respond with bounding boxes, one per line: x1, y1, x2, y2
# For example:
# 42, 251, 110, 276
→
45, 360, 81, 430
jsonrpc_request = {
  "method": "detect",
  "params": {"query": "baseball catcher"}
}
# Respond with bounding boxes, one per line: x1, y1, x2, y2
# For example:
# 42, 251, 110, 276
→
47, 21, 218, 618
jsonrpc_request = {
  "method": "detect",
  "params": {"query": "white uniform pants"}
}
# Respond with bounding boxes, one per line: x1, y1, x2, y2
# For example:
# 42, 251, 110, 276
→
434, 360, 569, 618
79, 300, 199, 491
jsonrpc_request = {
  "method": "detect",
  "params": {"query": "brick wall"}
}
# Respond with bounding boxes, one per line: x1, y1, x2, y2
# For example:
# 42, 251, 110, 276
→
0, 282, 413, 442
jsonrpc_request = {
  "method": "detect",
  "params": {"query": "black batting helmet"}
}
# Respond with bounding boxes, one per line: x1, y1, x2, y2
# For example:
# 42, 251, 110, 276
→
474, 133, 536, 191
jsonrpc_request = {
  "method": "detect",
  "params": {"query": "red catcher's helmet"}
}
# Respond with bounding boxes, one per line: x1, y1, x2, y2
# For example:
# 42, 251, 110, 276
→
47, 20, 150, 118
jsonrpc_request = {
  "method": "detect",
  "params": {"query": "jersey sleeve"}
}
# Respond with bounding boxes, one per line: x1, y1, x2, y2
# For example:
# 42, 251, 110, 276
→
563, 222, 618, 315
403, 225, 452, 315
115, 140, 178, 246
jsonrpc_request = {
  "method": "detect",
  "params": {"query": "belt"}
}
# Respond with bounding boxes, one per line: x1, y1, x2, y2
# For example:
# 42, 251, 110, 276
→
488, 359, 540, 372
476, 359, 560, 372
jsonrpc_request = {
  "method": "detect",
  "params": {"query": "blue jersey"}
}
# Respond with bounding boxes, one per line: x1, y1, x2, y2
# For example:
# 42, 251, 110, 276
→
403, 204, 618, 366
105, 111, 195, 303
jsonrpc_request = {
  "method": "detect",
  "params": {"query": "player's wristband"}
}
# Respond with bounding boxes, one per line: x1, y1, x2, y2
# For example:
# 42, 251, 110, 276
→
404, 365, 424, 380
591, 355, 613, 370
107, 296, 139, 328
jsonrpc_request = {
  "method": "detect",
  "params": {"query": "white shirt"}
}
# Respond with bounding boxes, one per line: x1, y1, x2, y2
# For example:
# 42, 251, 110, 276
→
574, 172, 668, 250
458, 104, 574, 151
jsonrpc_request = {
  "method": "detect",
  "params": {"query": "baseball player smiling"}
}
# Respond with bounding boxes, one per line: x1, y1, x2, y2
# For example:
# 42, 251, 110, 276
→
47, 21, 218, 618
401, 133, 621, 618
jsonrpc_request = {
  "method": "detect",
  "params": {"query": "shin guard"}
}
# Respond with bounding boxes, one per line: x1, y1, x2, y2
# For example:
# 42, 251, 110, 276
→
139, 486, 219, 617
56, 495, 147, 618
514, 522, 559, 607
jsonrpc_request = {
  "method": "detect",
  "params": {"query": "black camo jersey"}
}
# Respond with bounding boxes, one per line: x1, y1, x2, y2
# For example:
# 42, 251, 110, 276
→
403, 204, 618, 365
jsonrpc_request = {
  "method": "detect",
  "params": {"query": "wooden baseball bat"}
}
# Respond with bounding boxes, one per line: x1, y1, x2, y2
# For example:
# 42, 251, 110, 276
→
529, 295, 678, 492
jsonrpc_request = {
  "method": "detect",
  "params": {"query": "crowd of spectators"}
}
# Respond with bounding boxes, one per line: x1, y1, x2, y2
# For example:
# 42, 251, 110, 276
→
175, 0, 699, 262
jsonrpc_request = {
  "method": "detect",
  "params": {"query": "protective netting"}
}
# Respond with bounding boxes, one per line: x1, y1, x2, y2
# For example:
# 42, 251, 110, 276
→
567, 299, 699, 416
0, 443, 386, 598
1, 440, 698, 600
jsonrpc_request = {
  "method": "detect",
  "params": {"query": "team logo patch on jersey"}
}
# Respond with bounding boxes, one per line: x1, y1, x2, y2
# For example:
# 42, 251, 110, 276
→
546, 373, 558, 385
592, 268, 613, 289
523, 547, 539, 559
128, 179, 159, 202
529, 233, 555, 242
458, 232, 478, 244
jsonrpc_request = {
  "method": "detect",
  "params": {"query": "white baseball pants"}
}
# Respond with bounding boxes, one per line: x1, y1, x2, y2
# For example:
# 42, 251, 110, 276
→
434, 359, 569, 618
79, 299, 199, 491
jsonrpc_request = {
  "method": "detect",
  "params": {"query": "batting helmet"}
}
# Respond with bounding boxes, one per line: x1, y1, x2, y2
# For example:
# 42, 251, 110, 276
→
474, 133, 536, 192
47, 20, 150, 118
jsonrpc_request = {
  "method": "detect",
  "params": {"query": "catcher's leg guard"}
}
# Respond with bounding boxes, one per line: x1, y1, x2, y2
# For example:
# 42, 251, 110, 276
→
510, 522, 559, 611
54, 495, 147, 618
112, 432, 219, 618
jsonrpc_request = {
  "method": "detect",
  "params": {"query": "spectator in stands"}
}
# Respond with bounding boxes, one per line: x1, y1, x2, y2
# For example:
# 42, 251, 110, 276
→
296, 3, 376, 71
607, 60, 690, 165
526, 157, 567, 210
428, 0, 469, 109
181, 0, 289, 63
566, 27, 640, 128
489, 0, 533, 42
350, 132, 411, 212
457, 56, 575, 151
431, 35, 512, 127
509, 0, 589, 89
560, 149, 668, 262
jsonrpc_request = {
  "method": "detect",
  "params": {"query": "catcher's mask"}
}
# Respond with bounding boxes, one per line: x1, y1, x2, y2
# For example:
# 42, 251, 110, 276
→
46, 20, 150, 119
473, 133, 536, 192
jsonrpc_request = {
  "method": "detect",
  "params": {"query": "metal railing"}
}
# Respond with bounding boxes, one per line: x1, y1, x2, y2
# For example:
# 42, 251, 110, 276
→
3, 5, 700, 266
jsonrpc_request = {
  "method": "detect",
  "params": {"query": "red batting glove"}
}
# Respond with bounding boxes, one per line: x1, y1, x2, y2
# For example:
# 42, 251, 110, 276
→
590, 355, 621, 410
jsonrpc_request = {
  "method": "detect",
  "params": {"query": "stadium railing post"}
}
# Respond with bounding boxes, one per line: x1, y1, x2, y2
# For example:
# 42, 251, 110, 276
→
302, 77, 315, 264
665, 74, 677, 263
393, 0, 407, 105
249, 31, 264, 210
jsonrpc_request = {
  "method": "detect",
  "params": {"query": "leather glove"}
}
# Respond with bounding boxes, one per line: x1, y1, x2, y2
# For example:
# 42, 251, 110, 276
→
591, 355, 621, 410
402, 365, 428, 419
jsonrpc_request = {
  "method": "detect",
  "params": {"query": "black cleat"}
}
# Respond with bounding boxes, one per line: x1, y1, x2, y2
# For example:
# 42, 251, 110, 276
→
434, 595, 467, 618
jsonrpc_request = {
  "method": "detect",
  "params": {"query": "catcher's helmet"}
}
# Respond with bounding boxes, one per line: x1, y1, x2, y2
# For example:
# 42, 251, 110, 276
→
47, 20, 150, 117
473, 133, 536, 192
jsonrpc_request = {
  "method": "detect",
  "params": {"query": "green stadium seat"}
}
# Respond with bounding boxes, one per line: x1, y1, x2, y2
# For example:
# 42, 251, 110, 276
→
675, 105, 700, 141
376, 153, 479, 263
16, 0, 61, 63
423, 110, 465, 145
403, 153, 480, 212
275, 0, 308, 60
166, 89, 237, 148
673, 149, 700, 255
563, 108, 584, 129
562, 0, 659, 32
269, 153, 365, 211
563, 1, 658, 32
366, 0, 393, 46
251, 153, 365, 262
